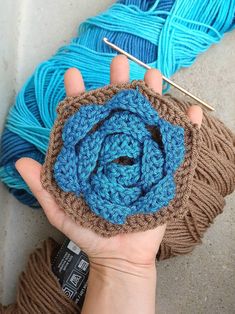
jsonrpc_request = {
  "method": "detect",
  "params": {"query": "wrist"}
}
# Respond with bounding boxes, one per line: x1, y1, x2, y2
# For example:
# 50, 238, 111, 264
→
82, 258, 156, 314
89, 257, 156, 280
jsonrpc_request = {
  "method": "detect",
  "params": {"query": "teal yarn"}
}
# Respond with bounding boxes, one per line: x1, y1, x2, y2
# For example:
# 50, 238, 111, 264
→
0, 0, 235, 206
54, 89, 185, 224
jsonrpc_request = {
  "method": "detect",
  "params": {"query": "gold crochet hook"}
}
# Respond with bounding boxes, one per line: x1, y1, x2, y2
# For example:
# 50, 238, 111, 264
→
103, 37, 214, 111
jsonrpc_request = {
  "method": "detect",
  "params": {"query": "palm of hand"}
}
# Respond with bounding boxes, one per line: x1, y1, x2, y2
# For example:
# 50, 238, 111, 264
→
73, 225, 166, 266
16, 55, 202, 265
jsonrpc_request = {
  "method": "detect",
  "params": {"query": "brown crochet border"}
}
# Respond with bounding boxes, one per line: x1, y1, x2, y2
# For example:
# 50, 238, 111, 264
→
41, 80, 201, 236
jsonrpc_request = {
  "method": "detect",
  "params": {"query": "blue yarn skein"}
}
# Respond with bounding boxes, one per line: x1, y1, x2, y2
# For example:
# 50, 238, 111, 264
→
0, 0, 234, 206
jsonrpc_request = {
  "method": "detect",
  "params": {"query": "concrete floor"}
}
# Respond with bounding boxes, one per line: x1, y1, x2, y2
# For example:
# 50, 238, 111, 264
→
0, 1, 235, 313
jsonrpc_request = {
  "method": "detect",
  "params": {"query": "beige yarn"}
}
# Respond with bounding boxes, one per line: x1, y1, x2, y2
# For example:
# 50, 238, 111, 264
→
0, 239, 79, 314
158, 96, 235, 259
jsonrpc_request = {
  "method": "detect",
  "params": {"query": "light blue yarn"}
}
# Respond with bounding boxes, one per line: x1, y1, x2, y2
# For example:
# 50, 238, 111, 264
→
0, 0, 234, 206
54, 89, 185, 224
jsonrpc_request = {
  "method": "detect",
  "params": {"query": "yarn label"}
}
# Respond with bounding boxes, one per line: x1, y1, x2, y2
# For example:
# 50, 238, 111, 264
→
52, 238, 89, 308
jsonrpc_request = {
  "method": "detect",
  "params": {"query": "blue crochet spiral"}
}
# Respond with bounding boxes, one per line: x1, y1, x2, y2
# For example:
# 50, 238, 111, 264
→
54, 89, 185, 224
0, 0, 234, 206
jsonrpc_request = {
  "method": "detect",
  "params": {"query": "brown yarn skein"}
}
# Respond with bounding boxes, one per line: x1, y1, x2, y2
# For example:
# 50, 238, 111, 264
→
158, 96, 235, 259
0, 239, 79, 314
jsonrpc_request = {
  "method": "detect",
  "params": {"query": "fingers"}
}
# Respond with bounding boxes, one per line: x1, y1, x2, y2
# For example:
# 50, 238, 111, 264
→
64, 68, 85, 97
111, 55, 163, 97
143, 68, 202, 127
110, 55, 129, 84
187, 105, 203, 128
144, 69, 162, 95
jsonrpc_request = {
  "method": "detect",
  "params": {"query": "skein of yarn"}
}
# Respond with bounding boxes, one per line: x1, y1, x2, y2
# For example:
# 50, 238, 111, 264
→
0, 239, 80, 314
158, 96, 235, 259
0, 0, 234, 206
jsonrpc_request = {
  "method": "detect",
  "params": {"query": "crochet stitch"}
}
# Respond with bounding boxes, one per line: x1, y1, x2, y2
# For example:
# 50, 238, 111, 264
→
41, 80, 201, 236
54, 89, 185, 224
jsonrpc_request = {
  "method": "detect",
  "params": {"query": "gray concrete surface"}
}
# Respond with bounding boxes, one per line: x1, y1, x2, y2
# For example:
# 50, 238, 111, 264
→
0, 1, 234, 313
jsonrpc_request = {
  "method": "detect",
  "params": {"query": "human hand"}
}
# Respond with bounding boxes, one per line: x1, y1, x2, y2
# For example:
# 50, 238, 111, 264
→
16, 56, 203, 272
16, 56, 203, 314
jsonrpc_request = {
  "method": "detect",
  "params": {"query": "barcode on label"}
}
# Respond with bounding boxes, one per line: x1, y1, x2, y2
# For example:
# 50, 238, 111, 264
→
67, 241, 81, 255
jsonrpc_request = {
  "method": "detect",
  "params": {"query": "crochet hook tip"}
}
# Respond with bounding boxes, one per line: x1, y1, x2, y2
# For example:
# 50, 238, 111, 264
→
103, 37, 215, 112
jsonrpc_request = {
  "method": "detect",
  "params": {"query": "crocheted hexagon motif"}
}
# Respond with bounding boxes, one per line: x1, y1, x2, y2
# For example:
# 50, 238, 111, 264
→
41, 81, 200, 236
53, 89, 185, 224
